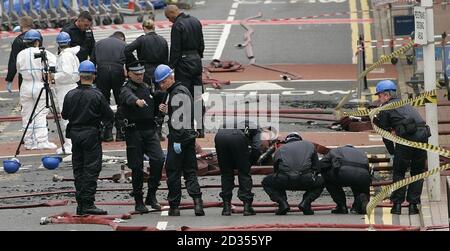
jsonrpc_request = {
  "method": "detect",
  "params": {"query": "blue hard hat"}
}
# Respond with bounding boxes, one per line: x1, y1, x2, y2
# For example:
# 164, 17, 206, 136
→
56, 31, 71, 45
285, 132, 302, 143
3, 158, 21, 174
41, 156, 62, 170
375, 80, 397, 95
79, 60, 96, 74
154, 64, 173, 83
24, 29, 42, 42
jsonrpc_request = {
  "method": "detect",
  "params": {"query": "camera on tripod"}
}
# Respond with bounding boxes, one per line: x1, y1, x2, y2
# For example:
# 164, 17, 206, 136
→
33, 47, 56, 73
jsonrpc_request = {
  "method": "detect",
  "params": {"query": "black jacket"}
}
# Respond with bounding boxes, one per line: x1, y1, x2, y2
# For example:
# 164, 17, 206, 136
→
62, 21, 95, 62
119, 80, 164, 129
169, 13, 204, 69
320, 145, 369, 172
167, 82, 197, 143
91, 36, 126, 71
273, 140, 320, 175
374, 97, 430, 154
61, 85, 113, 137
124, 32, 168, 66
6, 33, 27, 82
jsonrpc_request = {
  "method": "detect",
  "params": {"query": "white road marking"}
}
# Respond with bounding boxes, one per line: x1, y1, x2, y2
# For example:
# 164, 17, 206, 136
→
213, 0, 239, 60
161, 206, 170, 216
156, 221, 168, 230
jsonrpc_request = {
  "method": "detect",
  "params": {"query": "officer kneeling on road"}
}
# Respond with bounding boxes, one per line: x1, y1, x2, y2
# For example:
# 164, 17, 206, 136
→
262, 132, 324, 215
155, 64, 205, 217
119, 60, 165, 213
320, 145, 370, 215
373, 80, 431, 215
62, 60, 114, 215
214, 121, 270, 216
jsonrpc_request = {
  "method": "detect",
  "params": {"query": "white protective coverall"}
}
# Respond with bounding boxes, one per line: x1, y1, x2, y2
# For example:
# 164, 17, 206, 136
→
17, 47, 57, 150
54, 46, 80, 154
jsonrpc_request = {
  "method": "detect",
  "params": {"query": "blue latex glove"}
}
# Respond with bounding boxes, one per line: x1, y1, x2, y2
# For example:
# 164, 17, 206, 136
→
6, 81, 13, 93
173, 142, 182, 154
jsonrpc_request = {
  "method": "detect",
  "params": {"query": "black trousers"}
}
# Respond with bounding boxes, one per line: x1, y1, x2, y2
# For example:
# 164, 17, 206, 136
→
322, 166, 371, 208
125, 128, 165, 196
165, 138, 202, 208
96, 66, 125, 130
71, 127, 103, 204
391, 144, 427, 204
262, 173, 324, 204
215, 130, 254, 202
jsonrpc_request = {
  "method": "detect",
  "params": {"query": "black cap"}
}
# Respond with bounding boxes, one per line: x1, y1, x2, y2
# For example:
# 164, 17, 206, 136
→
126, 60, 146, 74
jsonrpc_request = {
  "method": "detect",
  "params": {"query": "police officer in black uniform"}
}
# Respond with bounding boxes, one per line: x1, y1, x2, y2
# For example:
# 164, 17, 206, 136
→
62, 11, 95, 62
214, 121, 267, 216
155, 64, 204, 217
165, 5, 205, 137
320, 145, 371, 214
119, 60, 165, 213
262, 132, 324, 215
62, 60, 114, 215
91, 31, 127, 142
373, 80, 431, 215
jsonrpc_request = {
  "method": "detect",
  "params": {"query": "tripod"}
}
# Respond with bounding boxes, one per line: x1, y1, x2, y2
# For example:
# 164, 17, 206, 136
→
15, 48, 66, 157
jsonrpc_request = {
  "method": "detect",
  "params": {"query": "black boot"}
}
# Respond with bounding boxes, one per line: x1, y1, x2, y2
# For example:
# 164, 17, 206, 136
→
299, 199, 314, 215
115, 130, 125, 142
76, 202, 83, 215
243, 201, 256, 216
275, 200, 290, 215
408, 203, 419, 215
80, 202, 108, 215
145, 191, 161, 210
332, 204, 349, 214
169, 207, 180, 216
222, 201, 232, 216
134, 194, 149, 214
390, 203, 402, 215
357, 194, 369, 214
196, 129, 205, 138
193, 197, 205, 216
102, 128, 114, 142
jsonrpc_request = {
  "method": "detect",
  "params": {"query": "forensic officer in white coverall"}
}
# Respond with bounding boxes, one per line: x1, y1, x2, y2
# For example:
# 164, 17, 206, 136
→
53, 32, 80, 154
16, 29, 57, 150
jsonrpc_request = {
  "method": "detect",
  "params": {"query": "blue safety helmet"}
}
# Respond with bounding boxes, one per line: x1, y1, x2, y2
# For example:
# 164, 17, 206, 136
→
23, 29, 42, 42
79, 60, 96, 74
2, 158, 21, 174
56, 32, 71, 45
41, 156, 62, 170
375, 80, 397, 95
154, 64, 173, 83
285, 132, 302, 143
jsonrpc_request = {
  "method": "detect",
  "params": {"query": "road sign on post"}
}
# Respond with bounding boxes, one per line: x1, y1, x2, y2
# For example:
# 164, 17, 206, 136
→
414, 6, 427, 45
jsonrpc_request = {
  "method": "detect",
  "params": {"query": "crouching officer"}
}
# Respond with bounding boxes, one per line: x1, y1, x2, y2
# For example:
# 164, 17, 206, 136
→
373, 80, 431, 215
214, 121, 267, 216
155, 64, 204, 216
61, 60, 114, 215
262, 133, 324, 215
320, 145, 370, 214
119, 61, 165, 213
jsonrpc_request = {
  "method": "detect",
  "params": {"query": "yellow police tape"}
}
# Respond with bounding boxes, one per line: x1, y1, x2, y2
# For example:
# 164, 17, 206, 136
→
365, 98, 450, 225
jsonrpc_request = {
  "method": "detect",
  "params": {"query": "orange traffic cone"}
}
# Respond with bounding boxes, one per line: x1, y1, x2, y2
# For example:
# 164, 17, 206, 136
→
128, 0, 135, 9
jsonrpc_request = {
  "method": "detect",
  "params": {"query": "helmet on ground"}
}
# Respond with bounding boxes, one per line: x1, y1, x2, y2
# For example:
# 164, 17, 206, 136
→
375, 80, 397, 95
23, 29, 42, 42
42, 156, 62, 170
285, 132, 302, 143
3, 158, 21, 174
79, 60, 96, 74
154, 64, 173, 83
56, 32, 71, 45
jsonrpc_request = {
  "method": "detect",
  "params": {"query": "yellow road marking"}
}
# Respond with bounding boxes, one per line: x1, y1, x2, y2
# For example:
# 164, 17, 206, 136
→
362, 0, 373, 64
349, 0, 359, 64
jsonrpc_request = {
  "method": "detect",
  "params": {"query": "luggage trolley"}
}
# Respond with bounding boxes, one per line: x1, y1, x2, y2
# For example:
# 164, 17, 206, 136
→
8, 0, 21, 28
143, 1, 155, 21
56, 0, 70, 27
98, 0, 112, 25
87, 0, 101, 25
67, 0, 79, 22
39, 0, 51, 29
117, 0, 145, 23
1, 0, 12, 31
110, 0, 124, 24
29, 0, 42, 29
47, 0, 61, 28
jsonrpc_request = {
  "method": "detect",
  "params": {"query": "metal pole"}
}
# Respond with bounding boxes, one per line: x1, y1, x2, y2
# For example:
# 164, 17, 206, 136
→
422, 0, 440, 201
361, 34, 368, 90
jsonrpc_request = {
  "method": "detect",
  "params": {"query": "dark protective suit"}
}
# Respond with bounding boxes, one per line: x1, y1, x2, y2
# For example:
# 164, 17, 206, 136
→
91, 36, 126, 139
119, 80, 165, 199
62, 21, 95, 62
320, 145, 371, 213
165, 82, 201, 208
169, 13, 205, 133
262, 140, 324, 205
61, 85, 113, 206
214, 126, 262, 203
375, 97, 431, 204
